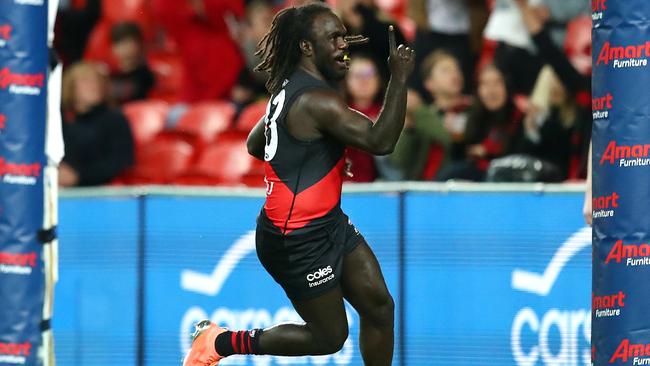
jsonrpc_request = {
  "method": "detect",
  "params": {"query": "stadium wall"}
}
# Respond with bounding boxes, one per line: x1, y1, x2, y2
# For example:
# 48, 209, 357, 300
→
54, 183, 590, 366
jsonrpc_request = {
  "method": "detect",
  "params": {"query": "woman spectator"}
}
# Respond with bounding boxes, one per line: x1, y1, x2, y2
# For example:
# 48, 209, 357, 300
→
515, 0, 591, 179
408, 0, 475, 97
515, 66, 591, 180
59, 62, 135, 187
344, 53, 383, 182
444, 64, 522, 181
390, 50, 471, 180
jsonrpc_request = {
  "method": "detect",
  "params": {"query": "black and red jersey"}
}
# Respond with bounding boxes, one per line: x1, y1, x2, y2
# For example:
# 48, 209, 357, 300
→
258, 70, 345, 235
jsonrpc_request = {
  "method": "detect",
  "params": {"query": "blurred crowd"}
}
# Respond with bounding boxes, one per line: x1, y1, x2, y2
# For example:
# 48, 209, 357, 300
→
54, 0, 592, 187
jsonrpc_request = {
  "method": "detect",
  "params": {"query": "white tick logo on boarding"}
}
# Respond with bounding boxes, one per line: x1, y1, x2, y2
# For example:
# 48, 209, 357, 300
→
510, 227, 592, 366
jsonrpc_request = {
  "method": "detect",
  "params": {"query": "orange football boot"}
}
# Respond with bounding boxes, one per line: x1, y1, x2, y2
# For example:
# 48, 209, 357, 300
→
182, 320, 226, 366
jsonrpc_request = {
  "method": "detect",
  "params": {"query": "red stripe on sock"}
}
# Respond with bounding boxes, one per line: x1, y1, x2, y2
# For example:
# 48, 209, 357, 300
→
247, 334, 252, 355
240, 331, 246, 354
231, 332, 239, 354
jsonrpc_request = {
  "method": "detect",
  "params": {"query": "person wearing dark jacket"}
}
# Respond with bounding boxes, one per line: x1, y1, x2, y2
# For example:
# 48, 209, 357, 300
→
60, 62, 134, 186
109, 22, 155, 104
54, 0, 101, 66
454, 63, 522, 181
515, 0, 591, 180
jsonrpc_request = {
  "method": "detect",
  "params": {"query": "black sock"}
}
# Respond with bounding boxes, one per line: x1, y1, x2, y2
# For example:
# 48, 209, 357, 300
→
215, 329, 263, 356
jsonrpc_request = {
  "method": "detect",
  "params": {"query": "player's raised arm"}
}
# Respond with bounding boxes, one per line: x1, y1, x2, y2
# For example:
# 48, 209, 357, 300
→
310, 25, 415, 155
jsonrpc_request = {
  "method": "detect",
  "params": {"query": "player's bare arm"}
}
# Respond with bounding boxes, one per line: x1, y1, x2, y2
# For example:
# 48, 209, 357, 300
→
247, 117, 266, 160
302, 26, 415, 155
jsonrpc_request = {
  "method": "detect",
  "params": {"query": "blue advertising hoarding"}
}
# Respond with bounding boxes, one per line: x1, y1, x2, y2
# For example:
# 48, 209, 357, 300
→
405, 192, 590, 365
0, 1, 49, 365
144, 193, 400, 366
591, 1, 650, 365
54, 188, 589, 366
55, 197, 139, 366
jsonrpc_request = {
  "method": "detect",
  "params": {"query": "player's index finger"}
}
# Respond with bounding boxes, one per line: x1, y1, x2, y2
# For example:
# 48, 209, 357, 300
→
388, 25, 395, 51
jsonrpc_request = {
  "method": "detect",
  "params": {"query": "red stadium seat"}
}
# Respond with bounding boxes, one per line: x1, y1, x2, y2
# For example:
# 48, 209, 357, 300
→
84, 20, 116, 69
101, 0, 152, 34
176, 138, 260, 186
102, 0, 144, 21
240, 158, 266, 188
235, 99, 267, 132
174, 101, 236, 144
122, 100, 169, 146
121, 137, 195, 184
146, 51, 184, 103
215, 129, 249, 142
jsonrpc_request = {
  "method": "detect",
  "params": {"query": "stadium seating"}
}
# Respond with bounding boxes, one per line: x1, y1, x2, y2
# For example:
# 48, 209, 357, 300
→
173, 101, 236, 144
175, 133, 263, 186
83, 20, 116, 69
146, 51, 184, 103
101, 0, 149, 24
235, 99, 267, 132
122, 100, 169, 146
120, 136, 195, 184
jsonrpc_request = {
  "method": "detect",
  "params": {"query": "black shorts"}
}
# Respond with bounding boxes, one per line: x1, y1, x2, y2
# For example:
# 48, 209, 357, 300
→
255, 212, 364, 301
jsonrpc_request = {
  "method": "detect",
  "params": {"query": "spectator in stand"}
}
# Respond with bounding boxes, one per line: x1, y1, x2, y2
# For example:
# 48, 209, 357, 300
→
514, 0, 591, 179
514, 66, 591, 180
344, 53, 383, 182
408, 0, 473, 97
238, 0, 274, 86
444, 64, 522, 181
483, 0, 543, 94
516, 0, 590, 98
230, 0, 275, 115
484, 0, 589, 94
389, 50, 471, 180
336, 0, 407, 82
536, 0, 590, 49
54, 0, 101, 66
151, 0, 245, 102
109, 22, 155, 104
59, 62, 135, 187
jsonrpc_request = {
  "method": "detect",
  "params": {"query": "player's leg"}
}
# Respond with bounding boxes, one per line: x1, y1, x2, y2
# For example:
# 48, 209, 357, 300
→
257, 286, 349, 356
341, 239, 394, 366
183, 287, 349, 365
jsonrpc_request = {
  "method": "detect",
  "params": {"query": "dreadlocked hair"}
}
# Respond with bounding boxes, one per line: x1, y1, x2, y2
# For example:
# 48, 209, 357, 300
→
255, 3, 332, 95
